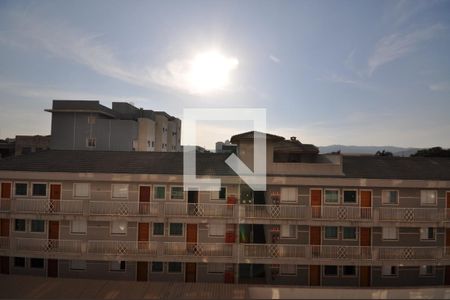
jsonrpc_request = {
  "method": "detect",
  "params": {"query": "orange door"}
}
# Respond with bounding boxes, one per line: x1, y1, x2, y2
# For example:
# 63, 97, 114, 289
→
185, 263, 196, 282
310, 190, 321, 218
47, 259, 58, 277
139, 186, 151, 214
0, 256, 9, 274
186, 224, 198, 244
49, 221, 59, 240
309, 265, 320, 286
225, 224, 236, 243
360, 266, 371, 287
138, 223, 149, 241
447, 192, 450, 218
1, 183, 11, 199
50, 184, 61, 212
0, 219, 9, 237
360, 191, 372, 219
360, 228, 371, 246
310, 226, 321, 257
136, 261, 148, 281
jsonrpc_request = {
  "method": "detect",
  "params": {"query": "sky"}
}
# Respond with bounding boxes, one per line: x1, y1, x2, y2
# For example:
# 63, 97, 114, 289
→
0, 0, 449, 149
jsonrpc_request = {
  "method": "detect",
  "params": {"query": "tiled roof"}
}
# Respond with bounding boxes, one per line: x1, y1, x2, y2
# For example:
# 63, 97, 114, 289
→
0, 151, 449, 180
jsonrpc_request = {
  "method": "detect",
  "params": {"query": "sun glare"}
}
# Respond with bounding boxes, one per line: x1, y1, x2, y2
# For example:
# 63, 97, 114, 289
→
187, 50, 239, 94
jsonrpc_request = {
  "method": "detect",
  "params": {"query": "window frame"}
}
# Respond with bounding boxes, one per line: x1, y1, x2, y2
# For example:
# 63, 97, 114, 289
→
153, 185, 166, 201
30, 220, 45, 233
31, 182, 47, 198
168, 262, 182, 273
170, 186, 184, 201
151, 261, 164, 272
73, 183, 90, 198
211, 187, 227, 201
420, 190, 437, 206
324, 189, 340, 205
152, 223, 165, 236
420, 227, 436, 241
207, 263, 225, 274
280, 264, 297, 276
70, 260, 87, 271
13, 257, 26, 268
70, 220, 87, 235
381, 190, 399, 205
342, 227, 357, 240
110, 220, 127, 235
381, 265, 398, 277
280, 187, 298, 203
30, 258, 44, 269
382, 227, 399, 241
169, 223, 184, 237
14, 182, 28, 197
280, 224, 297, 239
324, 226, 339, 240
419, 265, 435, 277
342, 189, 358, 205
14, 219, 26, 232
323, 265, 338, 277
342, 265, 357, 277
110, 261, 126, 272
111, 184, 129, 199
208, 223, 226, 237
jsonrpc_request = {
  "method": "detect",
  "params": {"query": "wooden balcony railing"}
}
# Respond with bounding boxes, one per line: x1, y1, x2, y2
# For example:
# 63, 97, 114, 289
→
87, 240, 157, 256
163, 242, 234, 257
13, 199, 83, 214
379, 207, 443, 222
14, 238, 83, 254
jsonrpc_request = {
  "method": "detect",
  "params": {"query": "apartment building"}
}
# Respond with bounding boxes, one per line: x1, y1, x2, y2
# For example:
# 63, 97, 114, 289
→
46, 100, 181, 152
0, 131, 449, 287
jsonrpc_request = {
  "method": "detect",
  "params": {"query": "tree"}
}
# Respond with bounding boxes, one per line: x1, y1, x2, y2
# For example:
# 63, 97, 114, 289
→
411, 147, 450, 157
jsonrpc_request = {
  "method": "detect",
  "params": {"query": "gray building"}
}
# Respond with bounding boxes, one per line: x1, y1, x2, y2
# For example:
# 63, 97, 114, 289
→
46, 100, 181, 152
0, 131, 449, 287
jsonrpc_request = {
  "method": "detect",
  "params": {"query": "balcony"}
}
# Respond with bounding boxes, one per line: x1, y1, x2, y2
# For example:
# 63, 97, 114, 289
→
379, 207, 443, 222
14, 238, 83, 255
165, 203, 237, 218
13, 199, 83, 214
313, 206, 372, 221
87, 240, 157, 256
241, 205, 308, 220
0, 199, 10, 212
377, 247, 442, 260
89, 201, 162, 216
164, 242, 234, 258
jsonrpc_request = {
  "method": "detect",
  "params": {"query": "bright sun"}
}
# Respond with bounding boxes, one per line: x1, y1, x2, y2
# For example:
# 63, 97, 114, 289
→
187, 50, 239, 94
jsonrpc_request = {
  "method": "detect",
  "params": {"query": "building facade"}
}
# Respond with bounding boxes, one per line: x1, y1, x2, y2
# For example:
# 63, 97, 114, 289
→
47, 100, 181, 152
0, 131, 449, 287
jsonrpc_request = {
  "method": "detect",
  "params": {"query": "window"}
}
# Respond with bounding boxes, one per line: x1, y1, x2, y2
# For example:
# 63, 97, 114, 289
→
209, 224, 226, 237
32, 183, 47, 197
343, 227, 357, 240
382, 265, 398, 276
154, 186, 166, 200
30, 258, 44, 269
110, 261, 126, 271
280, 187, 297, 203
342, 266, 356, 276
207, 263, 225, 274
169, 223, 183, 236
324, 265, 338, 276
111, 220, 127, 235
31, 220, 45, 233
170, 186, 183, 200
74, 183, 89, 198
280, 224, 296, 238
153, 223, 164, 236
382, 190, 398, 205
70, 260, 87, 270
324, 189, 339, 204
324, 226, 338, 239
112, 184, 128, 198
14, 257, 25, 268
280, 264, 297, 275
168, 262, 182, 273
211, 187, 227, 200
419, 265, 434, 276
14, 183, 28, 196
382, 227, 398, 240
152, 262, 163, 272
71, 220, 87, 234
421, 190, 437, 206
86, 137, 96, 148
14, 219, 26, 232
420, 227, 435, 241
343, 190, 357, 204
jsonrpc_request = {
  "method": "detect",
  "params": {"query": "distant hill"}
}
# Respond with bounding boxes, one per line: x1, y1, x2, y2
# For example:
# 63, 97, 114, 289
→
319, 145, 421, 157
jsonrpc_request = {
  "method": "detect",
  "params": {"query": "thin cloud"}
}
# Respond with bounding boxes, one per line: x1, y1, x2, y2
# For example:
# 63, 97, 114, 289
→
429, 82, 450, 92
269, 55, 280, 63
0, 11, 238, 95
368, 24, 445, 76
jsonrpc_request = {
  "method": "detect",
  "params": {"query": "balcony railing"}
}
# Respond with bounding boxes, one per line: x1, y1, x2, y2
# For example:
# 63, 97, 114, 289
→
0, 199, 10, 212
377, 247, 442, 260
165, 203, 236, 218
87, 240, 157, 256
89, 201, 162, 216
164, 242, 234, 257
0, 237, 9, 250
13, 199, 83, 214
242, 205, 308, 220
14, 238, 83, 254
379, 207, 443, 222
313, 206, 372, 221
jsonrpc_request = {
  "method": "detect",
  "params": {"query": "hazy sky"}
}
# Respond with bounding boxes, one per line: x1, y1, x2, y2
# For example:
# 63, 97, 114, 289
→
1, 0, 450, 149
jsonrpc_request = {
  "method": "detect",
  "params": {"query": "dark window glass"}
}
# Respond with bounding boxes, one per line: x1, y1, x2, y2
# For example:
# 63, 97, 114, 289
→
153, 223, 164, 236
343, 190, 357, 203
169, 223, 183, 236
168, 262, 182, 273
219, 187, 226, 200
152, 262, 163, 272
15, 183, 28, 196
343, 227, 357, 239
324, 265, 338, 276
15, 219, 25, 231
343, 266, 356, 276
324, 227, 338, 239
31, 220, 45, 232
30, 258, 44, 269
14, 257, 25, 267
32, 184, 46, 196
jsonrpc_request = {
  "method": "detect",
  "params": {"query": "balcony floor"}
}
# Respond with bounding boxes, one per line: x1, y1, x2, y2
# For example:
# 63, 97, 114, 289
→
1, 275, 450, 299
